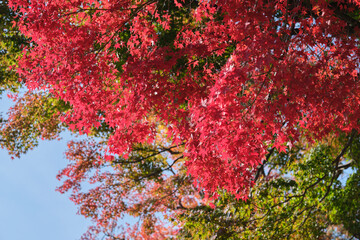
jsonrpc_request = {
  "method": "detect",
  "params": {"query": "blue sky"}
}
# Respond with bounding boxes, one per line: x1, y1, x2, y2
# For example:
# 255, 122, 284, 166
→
0, 96, 91, 240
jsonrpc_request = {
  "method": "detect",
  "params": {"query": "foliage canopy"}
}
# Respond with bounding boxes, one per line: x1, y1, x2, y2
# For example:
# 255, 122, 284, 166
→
2, 0, 360, 238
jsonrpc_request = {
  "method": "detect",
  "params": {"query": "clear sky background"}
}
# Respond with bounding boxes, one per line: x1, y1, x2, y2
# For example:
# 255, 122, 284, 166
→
0, 95, 91, 240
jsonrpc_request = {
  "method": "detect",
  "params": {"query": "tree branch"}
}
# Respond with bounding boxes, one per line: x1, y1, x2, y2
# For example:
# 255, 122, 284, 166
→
337, 159, 354, 170
254, 147, 275, 182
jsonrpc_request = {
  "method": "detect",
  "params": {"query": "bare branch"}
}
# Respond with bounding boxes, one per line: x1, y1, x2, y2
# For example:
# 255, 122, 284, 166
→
254, 147, 275, 182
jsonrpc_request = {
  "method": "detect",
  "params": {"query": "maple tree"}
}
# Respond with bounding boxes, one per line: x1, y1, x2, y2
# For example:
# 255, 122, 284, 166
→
0, 0, 69, 157
3, 0, 360, 238
9, 0, 360, 199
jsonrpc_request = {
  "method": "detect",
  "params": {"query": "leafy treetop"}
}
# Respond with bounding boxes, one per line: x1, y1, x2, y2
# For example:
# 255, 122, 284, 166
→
8, 0, 360, 200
